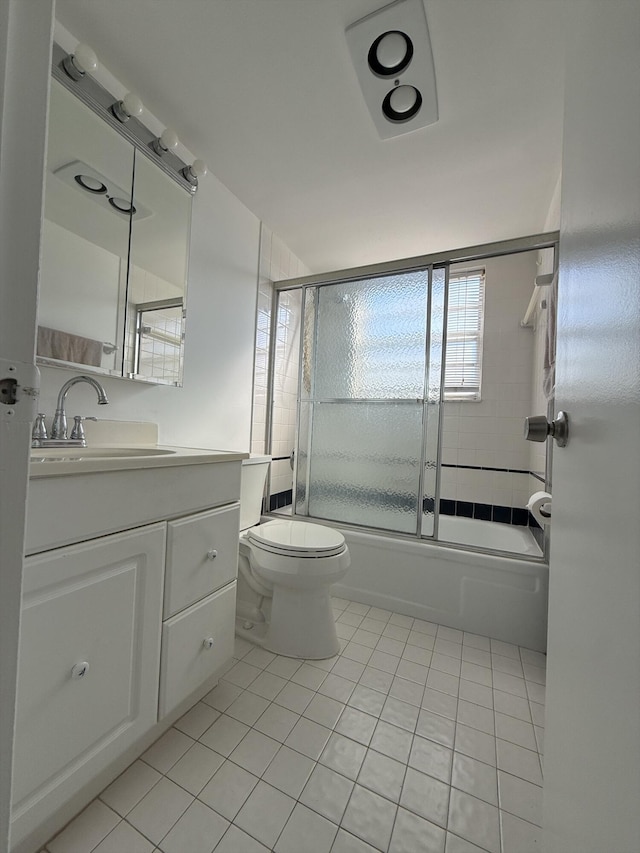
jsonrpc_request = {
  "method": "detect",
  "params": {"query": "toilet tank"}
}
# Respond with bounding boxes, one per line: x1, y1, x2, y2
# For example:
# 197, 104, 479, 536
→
240, 455, 271, 530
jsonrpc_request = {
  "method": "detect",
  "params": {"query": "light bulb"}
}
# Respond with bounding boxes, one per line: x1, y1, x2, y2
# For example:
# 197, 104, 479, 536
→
112, 92, 145, 123
62, 43, 98, 81
191, 159, 208, 178
122, 92, 143, 118
159, 128, 179, 151
73, 43, 98, 74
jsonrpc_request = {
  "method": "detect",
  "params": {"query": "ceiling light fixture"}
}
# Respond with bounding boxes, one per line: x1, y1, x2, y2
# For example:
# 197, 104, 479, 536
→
61, 43, 98, 82
111, 92, 144, 123
346, 0, 438, 139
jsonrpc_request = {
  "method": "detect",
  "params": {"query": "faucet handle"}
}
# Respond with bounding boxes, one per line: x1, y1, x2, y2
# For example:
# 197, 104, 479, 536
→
70, 415, 97, 444
32, 413, 48, 445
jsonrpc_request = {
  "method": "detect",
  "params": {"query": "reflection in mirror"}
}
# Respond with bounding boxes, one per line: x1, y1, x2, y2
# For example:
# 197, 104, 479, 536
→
134, 299, 184, 382
38, 79, 133, 374
125, 151, 191, 384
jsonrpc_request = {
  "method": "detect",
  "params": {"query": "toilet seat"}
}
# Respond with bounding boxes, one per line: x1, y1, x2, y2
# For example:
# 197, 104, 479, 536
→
247, 519, 346, 559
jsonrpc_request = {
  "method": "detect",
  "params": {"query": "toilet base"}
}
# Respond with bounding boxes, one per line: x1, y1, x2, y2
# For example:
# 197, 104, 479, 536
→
235, 586, 341, 660
268, 585, 340, 659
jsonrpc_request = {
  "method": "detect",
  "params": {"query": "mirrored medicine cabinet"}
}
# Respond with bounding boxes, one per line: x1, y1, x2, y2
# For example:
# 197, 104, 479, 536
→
37, 46, 194, 386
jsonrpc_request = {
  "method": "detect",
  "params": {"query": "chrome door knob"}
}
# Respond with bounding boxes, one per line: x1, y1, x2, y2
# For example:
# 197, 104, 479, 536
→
524, 411, 569, 447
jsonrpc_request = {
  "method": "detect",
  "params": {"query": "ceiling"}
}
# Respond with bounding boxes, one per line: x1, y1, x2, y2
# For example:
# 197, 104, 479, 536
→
55, 0, 565, 274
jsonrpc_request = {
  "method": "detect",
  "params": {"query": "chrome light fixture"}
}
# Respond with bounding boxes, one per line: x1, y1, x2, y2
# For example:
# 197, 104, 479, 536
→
151, 127, 179, 156
61, 43, 98, 82
111, 92, 144, 123
53, 41, 205, 194
181, 159, 208, 187
345, 0, 438, 139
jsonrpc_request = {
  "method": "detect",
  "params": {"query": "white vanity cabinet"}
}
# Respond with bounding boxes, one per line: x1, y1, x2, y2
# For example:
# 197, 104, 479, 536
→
15, 451, 245, 853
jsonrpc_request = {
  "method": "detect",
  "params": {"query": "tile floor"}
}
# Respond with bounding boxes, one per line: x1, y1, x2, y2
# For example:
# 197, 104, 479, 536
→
43, 598, 546, 853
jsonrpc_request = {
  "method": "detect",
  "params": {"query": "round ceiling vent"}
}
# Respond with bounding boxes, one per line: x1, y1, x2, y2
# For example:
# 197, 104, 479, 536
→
382, 84, 423, 122
108, 196, 136, 215
368, 30, 413, 76
74, 174, 107, 194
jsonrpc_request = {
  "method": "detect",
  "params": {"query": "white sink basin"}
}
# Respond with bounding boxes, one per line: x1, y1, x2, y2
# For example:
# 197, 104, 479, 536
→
30, 447, 176, 461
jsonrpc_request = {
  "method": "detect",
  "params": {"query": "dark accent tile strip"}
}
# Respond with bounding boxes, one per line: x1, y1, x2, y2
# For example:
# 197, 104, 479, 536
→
438, 500, 536, 528
269, 489, 293, 511
442, 463, 536, 476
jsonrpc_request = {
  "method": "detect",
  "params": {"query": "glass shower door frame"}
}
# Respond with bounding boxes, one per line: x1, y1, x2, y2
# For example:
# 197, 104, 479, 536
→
271, 230, 560, 553
290, 264, 444, 540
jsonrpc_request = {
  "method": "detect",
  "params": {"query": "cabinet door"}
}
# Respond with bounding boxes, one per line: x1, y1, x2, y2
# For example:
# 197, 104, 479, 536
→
159, 583, 236, 719
164, 503, 240, 618
12, 525, 164, 821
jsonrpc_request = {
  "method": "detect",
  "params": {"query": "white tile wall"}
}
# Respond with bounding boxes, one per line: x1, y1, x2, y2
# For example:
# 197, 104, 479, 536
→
527, 252, 553, 483
251, 225, 309, 504
441, 253, 539, 510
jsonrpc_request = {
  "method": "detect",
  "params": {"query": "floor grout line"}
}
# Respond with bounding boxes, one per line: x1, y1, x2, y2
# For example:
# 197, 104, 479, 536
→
46, 598, 545, 853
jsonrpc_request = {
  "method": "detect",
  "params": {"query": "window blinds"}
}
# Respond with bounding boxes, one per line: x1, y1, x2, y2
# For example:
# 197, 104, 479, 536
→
444, 269, 485, 400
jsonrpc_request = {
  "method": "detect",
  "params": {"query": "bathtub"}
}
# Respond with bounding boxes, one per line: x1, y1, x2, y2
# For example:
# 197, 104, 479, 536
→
332, 516, 548, 652
437, 515, 542, 557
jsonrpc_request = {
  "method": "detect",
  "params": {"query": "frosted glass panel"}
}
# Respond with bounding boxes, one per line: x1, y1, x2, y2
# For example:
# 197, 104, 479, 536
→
307, 402, 423, 534
295, 401, 312, 516
313, 273, 428, 399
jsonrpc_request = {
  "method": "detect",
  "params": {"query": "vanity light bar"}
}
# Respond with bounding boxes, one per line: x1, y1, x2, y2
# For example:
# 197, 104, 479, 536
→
52, 42, 197, 194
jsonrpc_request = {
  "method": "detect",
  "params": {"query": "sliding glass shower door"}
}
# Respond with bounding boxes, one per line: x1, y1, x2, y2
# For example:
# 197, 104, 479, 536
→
294, 266, 446, 537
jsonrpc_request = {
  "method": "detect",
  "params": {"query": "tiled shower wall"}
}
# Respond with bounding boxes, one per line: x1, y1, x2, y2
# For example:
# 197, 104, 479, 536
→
251, 224, 310, 507
439, 252, 539, 522
527, 247, 555, 495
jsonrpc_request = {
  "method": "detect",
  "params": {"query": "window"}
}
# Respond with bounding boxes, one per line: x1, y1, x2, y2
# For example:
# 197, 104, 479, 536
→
444, 268, 485, 400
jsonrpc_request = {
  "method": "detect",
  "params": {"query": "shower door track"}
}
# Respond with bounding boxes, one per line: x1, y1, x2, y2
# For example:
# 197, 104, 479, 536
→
273, 232, 559, 292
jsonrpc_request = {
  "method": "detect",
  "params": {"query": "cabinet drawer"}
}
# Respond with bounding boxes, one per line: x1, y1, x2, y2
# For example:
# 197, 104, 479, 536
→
164, 503, 240, 618
159, 582, 236, 719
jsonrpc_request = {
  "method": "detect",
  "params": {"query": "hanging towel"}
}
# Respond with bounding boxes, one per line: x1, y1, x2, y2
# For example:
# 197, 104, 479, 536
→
542, 270, 558, 399
37, 326, 103, 367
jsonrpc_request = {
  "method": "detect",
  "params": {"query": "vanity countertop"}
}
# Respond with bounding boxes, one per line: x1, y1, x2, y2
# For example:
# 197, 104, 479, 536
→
29, 445, 249, 478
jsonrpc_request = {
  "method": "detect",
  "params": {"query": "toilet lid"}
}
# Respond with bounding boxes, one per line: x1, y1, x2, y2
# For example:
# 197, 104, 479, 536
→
247, 519, 346, 558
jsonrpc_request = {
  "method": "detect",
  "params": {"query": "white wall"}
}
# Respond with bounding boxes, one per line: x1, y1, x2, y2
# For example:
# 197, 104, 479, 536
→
35, 21, 262, 452
251, 225, 310, 502
37, 138, 261, 452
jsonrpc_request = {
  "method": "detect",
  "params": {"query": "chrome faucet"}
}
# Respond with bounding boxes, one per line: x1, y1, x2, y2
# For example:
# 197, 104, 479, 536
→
50, 375, 109, 441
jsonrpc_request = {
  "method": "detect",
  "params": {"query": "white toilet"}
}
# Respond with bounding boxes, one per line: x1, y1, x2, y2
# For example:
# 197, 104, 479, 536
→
236, 456, 350, 659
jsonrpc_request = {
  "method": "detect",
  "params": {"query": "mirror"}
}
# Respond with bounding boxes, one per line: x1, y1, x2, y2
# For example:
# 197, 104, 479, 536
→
37, 78, 192, 385
125, 151, 190, 382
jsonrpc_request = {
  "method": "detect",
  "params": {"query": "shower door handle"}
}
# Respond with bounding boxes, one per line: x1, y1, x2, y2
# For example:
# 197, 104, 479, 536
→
524, 411, 569, 447
289, 450, 295, 471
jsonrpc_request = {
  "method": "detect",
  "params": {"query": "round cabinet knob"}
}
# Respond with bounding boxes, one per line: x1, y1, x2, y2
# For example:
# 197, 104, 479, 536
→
203, 637, 215, 650
71, 661, 90, 680
206, 549, 218, 561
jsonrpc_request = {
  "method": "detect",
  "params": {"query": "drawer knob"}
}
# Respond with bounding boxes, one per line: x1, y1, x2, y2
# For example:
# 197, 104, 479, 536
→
203, 637, 215, 650
71, 661, 90, 680
206, 549, 218, 561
